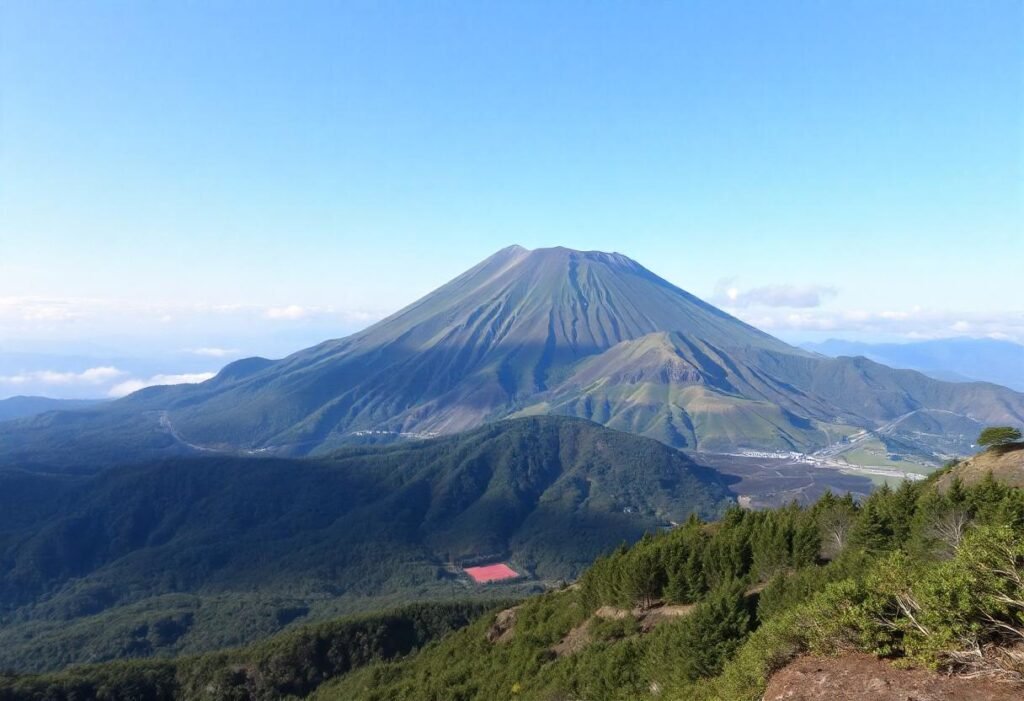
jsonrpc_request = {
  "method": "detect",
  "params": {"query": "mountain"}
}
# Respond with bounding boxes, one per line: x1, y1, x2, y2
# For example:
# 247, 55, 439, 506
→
134, 246, 796, 449
2, 246, 1023, 469
0, 416, 732, 671
0, 396, 103, 422
802, 337, 1024, 391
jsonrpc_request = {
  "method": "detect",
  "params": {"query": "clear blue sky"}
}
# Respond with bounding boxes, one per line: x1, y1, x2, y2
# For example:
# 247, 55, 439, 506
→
1, 1, 1022, 374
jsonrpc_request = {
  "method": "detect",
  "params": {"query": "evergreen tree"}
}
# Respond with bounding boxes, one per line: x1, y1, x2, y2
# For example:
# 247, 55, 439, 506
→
625, 539, 666, 608
667, 580, 753, 682
789, 512, 821, 566
682, 544, 707, 601
884, 479, 919, 546
850, 496, 893, 552
752, 514, 789, 579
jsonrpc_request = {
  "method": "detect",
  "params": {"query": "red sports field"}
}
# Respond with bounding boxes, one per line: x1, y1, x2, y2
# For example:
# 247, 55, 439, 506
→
464, 563, 519, 583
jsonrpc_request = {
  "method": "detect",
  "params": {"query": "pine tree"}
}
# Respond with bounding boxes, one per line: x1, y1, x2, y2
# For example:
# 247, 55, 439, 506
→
850, 495, 893, 552
683, 545, 707, 601
668, 580, 753, 682
624, 539, 666, 608
884, 479, 918, 546
752, 515, 789, 580
790, 512, 821, 566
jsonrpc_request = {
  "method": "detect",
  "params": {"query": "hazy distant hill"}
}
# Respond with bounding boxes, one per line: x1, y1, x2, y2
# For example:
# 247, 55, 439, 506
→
2, 246, 1022, 468
0, 416, 731, 671
0, 396, 102, 422
802, 337, 1024, 391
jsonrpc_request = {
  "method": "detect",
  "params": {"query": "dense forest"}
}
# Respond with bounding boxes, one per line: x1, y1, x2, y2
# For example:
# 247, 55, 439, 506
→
0, 417, 731, 671
4, 447, 1022, 700
319, 452, 1024, 700
0, 601, 508, 701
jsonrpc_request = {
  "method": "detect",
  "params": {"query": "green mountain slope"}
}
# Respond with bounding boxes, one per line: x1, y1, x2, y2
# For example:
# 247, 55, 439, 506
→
524, 331, 1024, 454
311, 467, 1024, 701
10, 462, 1023, 700
0, 416, 732, 672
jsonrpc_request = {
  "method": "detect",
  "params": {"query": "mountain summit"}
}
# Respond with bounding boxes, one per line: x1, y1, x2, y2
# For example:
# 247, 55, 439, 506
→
129, 245, 808, 450
4, 246, 1023, 465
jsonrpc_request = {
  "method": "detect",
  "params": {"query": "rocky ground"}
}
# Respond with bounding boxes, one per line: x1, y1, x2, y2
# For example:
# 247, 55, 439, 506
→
764, 653, 1024, 700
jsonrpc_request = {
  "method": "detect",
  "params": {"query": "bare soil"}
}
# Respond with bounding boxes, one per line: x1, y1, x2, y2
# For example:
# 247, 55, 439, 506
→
551, 618, 593, 657
551, 601, 696, 657
485, 606, 519, 644
764, 653, 1024, 701
937, 444, 1024, 491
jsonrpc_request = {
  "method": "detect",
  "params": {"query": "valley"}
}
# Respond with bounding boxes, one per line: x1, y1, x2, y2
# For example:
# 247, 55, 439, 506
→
0, 416, 731, 672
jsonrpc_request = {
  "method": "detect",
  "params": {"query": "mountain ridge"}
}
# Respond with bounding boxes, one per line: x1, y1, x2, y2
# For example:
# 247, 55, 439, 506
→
802, 337, 1024, 391
1, 246, 1022, 467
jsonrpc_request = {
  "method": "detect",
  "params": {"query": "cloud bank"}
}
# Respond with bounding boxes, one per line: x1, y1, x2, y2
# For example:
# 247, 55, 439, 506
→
108, 372, 217, 398
732, 308, 1024, 343
187, 347, 240, 358
0, 364, 218, 400
712, 280, 837, 309
264, 305, 312, 320
0, 366, 126, 387
0, 296, 384, 333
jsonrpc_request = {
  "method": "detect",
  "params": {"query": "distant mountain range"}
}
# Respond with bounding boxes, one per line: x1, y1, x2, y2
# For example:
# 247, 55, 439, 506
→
802, 337, 1024, 392
0, 416, 730, 670
0, 396, 103, 422
2, 246, 1022, 469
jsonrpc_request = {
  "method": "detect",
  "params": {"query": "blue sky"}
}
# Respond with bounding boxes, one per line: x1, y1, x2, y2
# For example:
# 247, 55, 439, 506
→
1, 1, 1022, 396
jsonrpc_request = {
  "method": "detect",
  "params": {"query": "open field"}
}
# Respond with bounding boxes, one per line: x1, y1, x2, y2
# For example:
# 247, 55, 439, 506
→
697, 452, 930, 509
464, 564, 520, 584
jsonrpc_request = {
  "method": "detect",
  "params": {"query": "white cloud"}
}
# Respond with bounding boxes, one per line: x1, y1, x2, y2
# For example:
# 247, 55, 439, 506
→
186, 347, 240, 358
108, 372, 217, 398
0, 297, 386, 337
734, 308, 1024, 343
711, 280, 837, 309
0, 366, 126, 386
261, 304, 378, 323
0, 297, 84, 323
265, 305, 311, 320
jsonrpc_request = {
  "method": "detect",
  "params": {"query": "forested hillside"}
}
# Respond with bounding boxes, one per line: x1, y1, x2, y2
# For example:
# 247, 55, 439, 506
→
0, 601, 505, 700
319, 462, 1024, 700
0, 416, 731, 672
5, 452, 1022, 700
